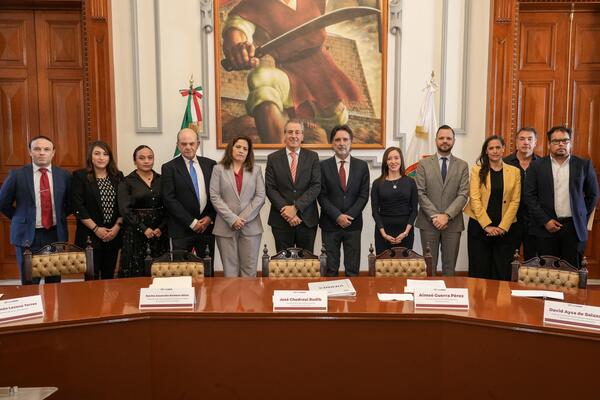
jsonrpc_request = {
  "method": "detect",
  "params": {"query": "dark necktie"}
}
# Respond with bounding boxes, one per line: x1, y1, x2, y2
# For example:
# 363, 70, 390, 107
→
339, 160, 347, 192
441, 157, 448, 182
39, 167, 53, 229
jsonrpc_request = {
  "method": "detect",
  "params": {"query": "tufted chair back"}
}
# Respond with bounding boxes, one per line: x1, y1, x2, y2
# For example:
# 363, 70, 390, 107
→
23, 241, 94, 283
368, 245, 433, 277
261, 245, 326, 277
145, 246, 213, 278
510, 250, 587, 289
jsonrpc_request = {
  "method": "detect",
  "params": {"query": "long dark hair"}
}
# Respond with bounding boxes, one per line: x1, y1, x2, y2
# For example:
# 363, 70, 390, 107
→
377, 146, 406, 182
133, 144, 153, 161
86, 140, 121, 181
477, 135, 505, 187
220, 135, 254, 172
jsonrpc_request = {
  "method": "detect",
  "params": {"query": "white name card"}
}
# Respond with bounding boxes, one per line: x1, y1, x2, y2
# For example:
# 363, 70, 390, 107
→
308, 279, 356, 297
404, 279, 446, 293
511, 290, 564, 300
0, 295, 44, 324
139, 287, 195, 310
377, 293, 414, 302
543, 300, 600, 331
273, 290, 328, 312
413, 288, 469, 310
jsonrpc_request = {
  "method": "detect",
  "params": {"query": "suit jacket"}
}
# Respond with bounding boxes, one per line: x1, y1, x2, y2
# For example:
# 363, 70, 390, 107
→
414, 154, 469, 232
524, 155, 599, 241
209, 163, 266, 238
265, 148, 321, 228
464, 164, 521, 232
0, 164, 71, 247
318, 156, 370, 232
71, 169, 124, 248
161, 155, 216, 239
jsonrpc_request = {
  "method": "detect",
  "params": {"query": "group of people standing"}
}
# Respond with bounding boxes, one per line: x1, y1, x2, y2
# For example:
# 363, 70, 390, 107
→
0, 121, 598, 285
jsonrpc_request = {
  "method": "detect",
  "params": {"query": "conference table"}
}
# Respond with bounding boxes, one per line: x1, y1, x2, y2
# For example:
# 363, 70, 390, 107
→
0, 276, 598, 399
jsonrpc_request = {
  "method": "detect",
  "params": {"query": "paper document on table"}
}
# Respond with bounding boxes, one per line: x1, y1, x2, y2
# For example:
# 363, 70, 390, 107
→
377, 293, 414, 302
150, 276, 192, 288
511, 290, 564, 300
405, 279, 446, 293
308, 279, 356, 297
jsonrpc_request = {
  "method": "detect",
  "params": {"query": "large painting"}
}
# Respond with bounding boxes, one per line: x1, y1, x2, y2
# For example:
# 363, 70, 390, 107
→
215, 0, 387, 149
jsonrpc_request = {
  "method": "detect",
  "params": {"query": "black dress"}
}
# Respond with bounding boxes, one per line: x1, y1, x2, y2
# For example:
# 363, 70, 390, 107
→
371, 176, 418, 254
118, 171, 168, 277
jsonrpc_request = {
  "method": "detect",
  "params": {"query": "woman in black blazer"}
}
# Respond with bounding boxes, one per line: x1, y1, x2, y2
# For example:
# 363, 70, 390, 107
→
72, 141, 124, 279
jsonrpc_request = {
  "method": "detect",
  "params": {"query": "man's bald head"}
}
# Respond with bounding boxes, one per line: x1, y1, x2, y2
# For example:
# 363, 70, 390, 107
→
177, 128, 200, 160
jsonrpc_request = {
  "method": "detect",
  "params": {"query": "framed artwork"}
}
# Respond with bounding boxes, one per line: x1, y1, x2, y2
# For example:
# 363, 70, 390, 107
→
215, 0, 387, 149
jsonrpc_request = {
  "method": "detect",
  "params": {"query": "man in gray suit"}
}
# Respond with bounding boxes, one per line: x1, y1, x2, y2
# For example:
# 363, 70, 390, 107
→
415, 125, 469, 275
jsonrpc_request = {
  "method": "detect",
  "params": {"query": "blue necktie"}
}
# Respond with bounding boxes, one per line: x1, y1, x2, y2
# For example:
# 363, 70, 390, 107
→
189, 159, 200, 202
441, 157, 448, 182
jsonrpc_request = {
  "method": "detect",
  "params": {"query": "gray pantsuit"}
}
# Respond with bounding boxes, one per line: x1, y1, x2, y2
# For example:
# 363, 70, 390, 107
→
216, 233, 262, 277
415, 154, 469, 275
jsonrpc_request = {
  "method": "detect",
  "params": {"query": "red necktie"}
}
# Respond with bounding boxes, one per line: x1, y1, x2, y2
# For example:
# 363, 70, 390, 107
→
339, 160, 347, 192
290, 151, 297, 183
39, 168, 53, 229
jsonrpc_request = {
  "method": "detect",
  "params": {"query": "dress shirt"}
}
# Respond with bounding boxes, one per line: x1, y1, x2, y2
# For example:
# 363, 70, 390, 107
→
286, 147, 301, 168
551, 155, 571, 218
335, 154, 350, 186
437, 153, 452, 171
33, 164, 56, 228
183, 155, 207, 228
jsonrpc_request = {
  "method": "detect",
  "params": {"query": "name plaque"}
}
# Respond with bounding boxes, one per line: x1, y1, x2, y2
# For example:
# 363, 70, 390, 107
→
0, 295, 44, 324
273, 290, 328, 312
413, 288, 469, 310
543, 300, 600, 331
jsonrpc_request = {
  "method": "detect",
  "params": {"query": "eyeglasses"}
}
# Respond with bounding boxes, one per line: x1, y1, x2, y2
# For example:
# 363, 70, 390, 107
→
550, 139, 570, 145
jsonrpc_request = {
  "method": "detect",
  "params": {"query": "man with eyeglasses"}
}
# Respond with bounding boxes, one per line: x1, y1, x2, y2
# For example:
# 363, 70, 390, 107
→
524, 126, 599, 267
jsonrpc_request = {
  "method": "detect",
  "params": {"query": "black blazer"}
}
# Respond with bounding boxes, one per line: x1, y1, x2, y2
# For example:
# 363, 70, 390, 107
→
161, 155, 216, 239
265, 148, 321, 228
524, 155, 599, 241
318, 156, 370, 232
71, 169, 124, 248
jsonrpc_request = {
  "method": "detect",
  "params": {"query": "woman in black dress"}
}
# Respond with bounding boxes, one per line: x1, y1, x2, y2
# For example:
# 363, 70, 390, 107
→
371, 146, 418, 254
118, 145, 168, 277
72, 141, 124, 279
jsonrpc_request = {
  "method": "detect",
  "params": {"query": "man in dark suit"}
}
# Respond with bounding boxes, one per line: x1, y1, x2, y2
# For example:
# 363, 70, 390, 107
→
0, 136, 71, 284
161, 128, 216, 259
318, 125, 369, 276
265, 119, 321, 252
524, 126, 599, 267
503, 127, 540, 260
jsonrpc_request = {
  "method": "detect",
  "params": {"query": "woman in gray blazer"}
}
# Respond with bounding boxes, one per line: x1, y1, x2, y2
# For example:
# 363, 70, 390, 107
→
210, 136, 265, 277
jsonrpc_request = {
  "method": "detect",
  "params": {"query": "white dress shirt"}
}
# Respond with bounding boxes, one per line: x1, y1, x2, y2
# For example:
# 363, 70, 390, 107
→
551, 155, 571, 218
437, 153, 452, 173
33, 164, 57, 228
286, 147, 301, 168
183, 155, 207, 228
335, 155, 350, 186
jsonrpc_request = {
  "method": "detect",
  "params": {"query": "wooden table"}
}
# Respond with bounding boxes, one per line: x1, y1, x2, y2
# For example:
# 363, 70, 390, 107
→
0, 277, 598, 399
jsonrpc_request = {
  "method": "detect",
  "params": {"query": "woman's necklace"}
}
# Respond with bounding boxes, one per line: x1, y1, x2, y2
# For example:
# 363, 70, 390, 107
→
388, 176, 401, 189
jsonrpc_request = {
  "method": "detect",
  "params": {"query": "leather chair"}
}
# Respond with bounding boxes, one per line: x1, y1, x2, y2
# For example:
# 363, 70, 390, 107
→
144, 245, 213, 278
261, 245, 326, 277
367, 245, 433, 277
22, 241, 94, 284
510, 250, 587, 289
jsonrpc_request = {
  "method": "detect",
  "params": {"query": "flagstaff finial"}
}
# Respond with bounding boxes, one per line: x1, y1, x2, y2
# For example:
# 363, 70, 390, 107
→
189, 74, 194, 87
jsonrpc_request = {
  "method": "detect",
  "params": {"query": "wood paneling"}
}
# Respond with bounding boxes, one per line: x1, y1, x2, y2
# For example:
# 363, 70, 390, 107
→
517, 80, 554, 149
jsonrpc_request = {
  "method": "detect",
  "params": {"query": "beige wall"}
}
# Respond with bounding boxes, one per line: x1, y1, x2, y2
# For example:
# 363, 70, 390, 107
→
111, 0, 490, 273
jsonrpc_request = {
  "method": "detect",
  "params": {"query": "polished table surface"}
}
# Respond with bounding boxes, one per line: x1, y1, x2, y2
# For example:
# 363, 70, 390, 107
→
0, 277, 599, 399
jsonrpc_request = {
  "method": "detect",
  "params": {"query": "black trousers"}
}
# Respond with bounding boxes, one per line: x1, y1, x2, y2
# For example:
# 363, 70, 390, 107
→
15, 227, 61, 285
93, 240, 121, 280
374, 215, 414, 255
512, 220, 537, 261
271, 224, 317, 253
467, 219, 516, 281
322, 229, 362, 277
534, 218, 584, 268
172, 232, 216, 261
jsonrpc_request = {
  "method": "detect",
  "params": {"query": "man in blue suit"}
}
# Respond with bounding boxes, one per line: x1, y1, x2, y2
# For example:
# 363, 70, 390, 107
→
0, 136, 71, 284
524, 126, 599, 268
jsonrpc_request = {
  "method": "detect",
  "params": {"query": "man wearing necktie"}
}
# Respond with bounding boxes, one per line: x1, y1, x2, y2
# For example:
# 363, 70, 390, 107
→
265, 119, 321, 252
0, 136, 72, 284
318, 125, 370, 276
414, 125, 469, 276
161, 128, 216, 260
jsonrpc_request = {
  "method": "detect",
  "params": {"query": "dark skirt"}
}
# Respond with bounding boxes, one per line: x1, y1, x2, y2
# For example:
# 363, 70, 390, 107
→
374, 214, 414, 255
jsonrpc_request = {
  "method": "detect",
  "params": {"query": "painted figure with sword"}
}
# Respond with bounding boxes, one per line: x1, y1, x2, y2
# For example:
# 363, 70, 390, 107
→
221, 0, 379, 143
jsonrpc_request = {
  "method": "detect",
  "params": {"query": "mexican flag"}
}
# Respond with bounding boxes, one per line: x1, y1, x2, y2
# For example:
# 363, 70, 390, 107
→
174, 85, 203, 156
405, 80, 437, 177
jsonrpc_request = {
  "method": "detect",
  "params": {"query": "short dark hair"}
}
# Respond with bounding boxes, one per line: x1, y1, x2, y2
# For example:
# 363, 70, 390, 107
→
29, 135, 54, 150
517, 127, 537, 137
133, 145, 153, 161
546, 126, 571, 142
329, 125, 353, 143
436, 125, 455, 138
